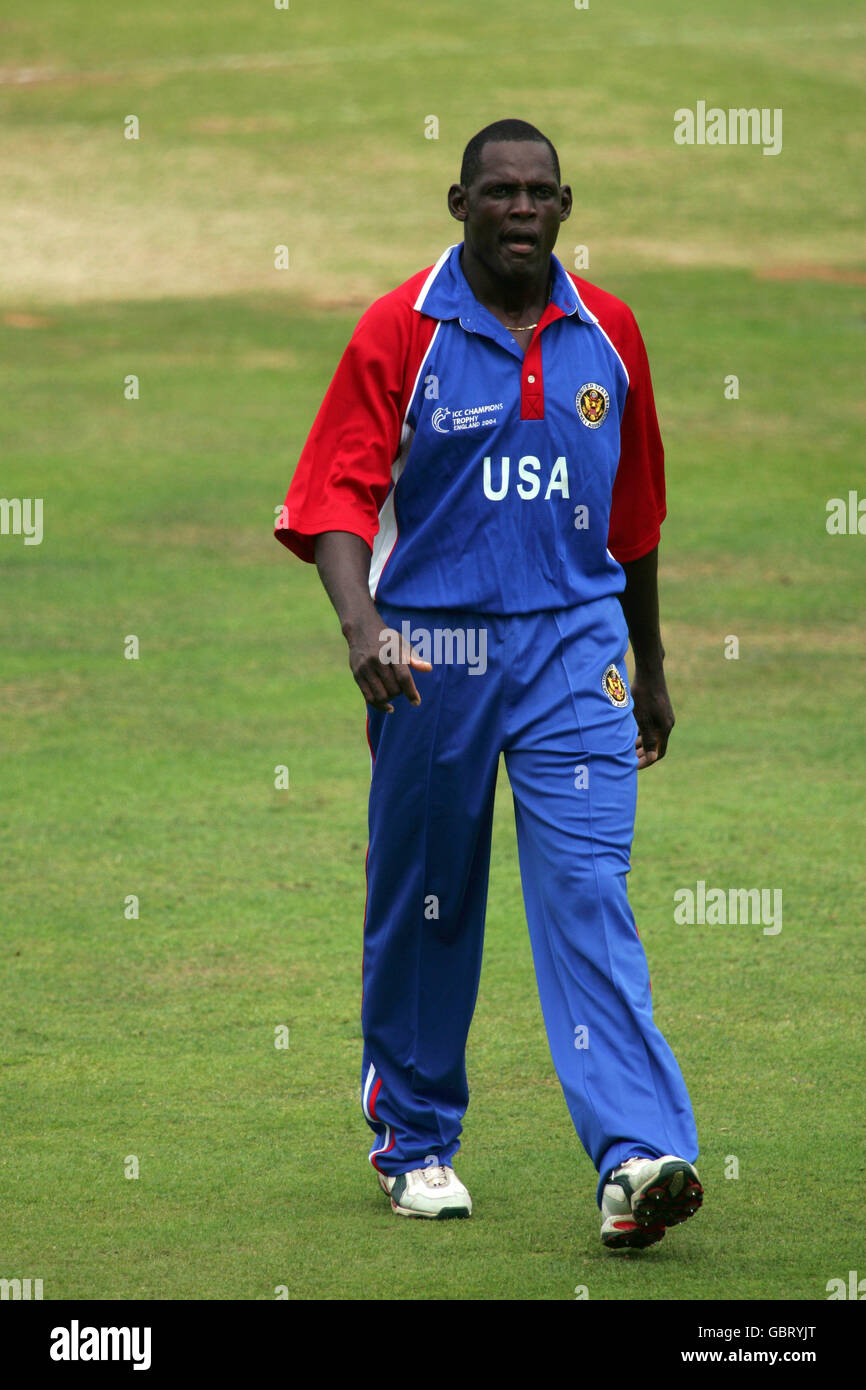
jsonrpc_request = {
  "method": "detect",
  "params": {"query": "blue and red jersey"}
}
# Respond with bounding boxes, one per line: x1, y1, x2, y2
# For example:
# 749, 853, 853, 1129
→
275, 243, 666, 614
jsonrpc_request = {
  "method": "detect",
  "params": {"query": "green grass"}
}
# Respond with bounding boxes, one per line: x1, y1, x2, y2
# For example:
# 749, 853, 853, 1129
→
1, 0, 864, 1301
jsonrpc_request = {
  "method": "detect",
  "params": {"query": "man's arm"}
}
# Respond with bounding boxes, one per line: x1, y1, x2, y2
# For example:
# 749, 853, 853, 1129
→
617, 545, 674, 770
314, 531, 431, 715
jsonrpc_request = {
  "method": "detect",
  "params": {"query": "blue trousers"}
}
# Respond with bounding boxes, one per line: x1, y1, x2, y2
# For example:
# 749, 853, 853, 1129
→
361, 596, 698, 1206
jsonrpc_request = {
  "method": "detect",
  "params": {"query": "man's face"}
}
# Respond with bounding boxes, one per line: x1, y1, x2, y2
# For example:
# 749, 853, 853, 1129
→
448, 140, 572, 282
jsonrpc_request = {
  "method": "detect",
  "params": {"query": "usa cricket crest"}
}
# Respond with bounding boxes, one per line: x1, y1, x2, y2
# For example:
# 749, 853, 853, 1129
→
576, 382, 610, 429
602, 662, 629, 708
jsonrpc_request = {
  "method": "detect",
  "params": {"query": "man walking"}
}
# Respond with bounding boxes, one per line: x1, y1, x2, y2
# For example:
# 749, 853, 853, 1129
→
275, 120, 702, 1249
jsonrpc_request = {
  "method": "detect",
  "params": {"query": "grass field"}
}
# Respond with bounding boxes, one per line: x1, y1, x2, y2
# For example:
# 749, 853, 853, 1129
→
1, 1, 864, 1301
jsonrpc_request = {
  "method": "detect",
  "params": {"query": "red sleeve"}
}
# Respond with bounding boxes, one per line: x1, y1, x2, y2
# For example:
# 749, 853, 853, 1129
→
274, 283, 435, 563
605, 307, 666, 564
571, 276, 666, 563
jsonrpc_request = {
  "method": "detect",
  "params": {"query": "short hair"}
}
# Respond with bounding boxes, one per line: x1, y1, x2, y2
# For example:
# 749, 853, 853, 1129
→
460, 120, 560, 189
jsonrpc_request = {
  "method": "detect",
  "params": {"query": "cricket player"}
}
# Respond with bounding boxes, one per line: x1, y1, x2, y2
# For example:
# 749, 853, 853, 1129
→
275, 120, 702, 1249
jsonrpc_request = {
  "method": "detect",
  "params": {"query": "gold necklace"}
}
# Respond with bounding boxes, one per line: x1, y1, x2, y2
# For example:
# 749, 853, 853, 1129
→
506, 281, 552, 332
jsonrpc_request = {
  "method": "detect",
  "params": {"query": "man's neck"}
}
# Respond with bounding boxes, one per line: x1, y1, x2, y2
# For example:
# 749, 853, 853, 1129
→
459, 242, 552, 323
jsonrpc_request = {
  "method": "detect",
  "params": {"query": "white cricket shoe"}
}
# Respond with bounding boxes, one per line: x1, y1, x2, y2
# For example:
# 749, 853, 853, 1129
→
377, 1164, 472, 1219
600, 1154, 702, 1250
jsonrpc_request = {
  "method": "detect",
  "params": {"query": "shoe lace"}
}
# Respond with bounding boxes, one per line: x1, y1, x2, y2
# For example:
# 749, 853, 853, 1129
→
420, 1165, 449, 1188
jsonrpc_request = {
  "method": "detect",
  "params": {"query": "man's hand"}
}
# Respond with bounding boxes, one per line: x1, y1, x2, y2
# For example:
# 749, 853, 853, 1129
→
616, 545, 675, 769
347, 612, 432, 714
631, 668, 675, 769
313, 531, 431, 713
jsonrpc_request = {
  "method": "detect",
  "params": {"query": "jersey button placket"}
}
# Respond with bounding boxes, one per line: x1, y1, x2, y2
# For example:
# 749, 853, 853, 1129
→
521, 335, 544, 421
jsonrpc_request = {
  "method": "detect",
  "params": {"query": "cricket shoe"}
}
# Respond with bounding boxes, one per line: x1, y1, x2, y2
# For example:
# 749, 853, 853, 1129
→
377, 1165, 472, 1219
600, 1155, 703, 1250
